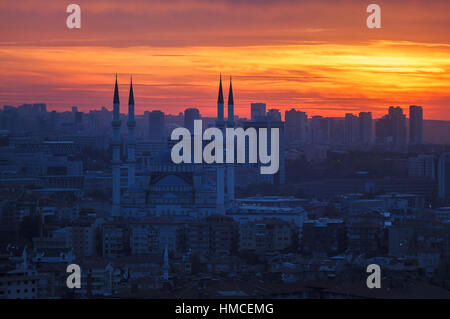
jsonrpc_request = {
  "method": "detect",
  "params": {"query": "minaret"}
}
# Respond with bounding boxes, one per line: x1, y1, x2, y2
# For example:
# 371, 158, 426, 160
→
112, 75, 121, 217
21, 246, 28, 271
216, 75, 225, 213
127, 77, 136, 189
163, 244, 169, 281
217, 75, 225, 125
227, 77, 235, 201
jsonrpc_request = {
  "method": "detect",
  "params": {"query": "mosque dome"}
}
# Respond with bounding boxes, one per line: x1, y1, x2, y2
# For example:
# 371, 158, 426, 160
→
155, 174, 190, 187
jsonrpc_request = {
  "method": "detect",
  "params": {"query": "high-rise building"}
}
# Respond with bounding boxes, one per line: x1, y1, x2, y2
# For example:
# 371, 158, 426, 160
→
74, 112, 83, 124
375, 106, 406, 148
309, 116, 330, 145
184, 108, 200, 133
438, 153, 450, 203
409, 105, 423, 145
267, 109, 281, 122
148, 110, 165, 140
243, 116, 285, 185
344, 113, 360, 145
389, 106, 407, 147
359, 112, 373, 146
375, 116, 392, 144
250, 103, 266, 121
408, 154, 435, 179
329, 117, 345, 145
285, 109, 307, 145
33, 103, 46, 113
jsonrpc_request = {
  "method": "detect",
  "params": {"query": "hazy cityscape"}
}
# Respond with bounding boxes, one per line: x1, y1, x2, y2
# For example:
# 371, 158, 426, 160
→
0, 75, 450, 299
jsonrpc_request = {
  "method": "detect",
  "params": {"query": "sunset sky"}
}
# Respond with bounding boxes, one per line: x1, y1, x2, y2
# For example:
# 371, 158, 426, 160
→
0, 0, 449, 119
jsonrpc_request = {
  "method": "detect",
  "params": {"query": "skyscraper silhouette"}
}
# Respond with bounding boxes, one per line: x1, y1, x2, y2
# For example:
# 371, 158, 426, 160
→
409, 105, 423, 145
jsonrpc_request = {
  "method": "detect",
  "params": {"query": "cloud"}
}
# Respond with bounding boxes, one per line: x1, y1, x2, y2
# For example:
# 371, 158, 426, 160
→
1, 0, 450, 47
0, 0, 449, 119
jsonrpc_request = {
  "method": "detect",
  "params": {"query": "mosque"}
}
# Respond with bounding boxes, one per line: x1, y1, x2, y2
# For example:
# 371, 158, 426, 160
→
111, 75, 235, 219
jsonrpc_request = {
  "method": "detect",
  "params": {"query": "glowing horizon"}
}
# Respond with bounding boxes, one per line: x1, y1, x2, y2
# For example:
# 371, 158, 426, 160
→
0, 0, 449, 120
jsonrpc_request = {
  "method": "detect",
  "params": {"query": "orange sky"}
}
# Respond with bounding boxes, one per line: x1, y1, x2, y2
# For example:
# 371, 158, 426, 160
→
0, 0, 449, 119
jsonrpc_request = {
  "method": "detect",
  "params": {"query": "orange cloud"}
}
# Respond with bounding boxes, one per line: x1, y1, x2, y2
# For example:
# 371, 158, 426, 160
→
0, 0, 449, 119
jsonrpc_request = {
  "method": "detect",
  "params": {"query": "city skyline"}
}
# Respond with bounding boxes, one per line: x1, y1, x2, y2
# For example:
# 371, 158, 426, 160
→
0, 0, 449, 119
0, 96, 428, 122
3, 0, 450, 302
